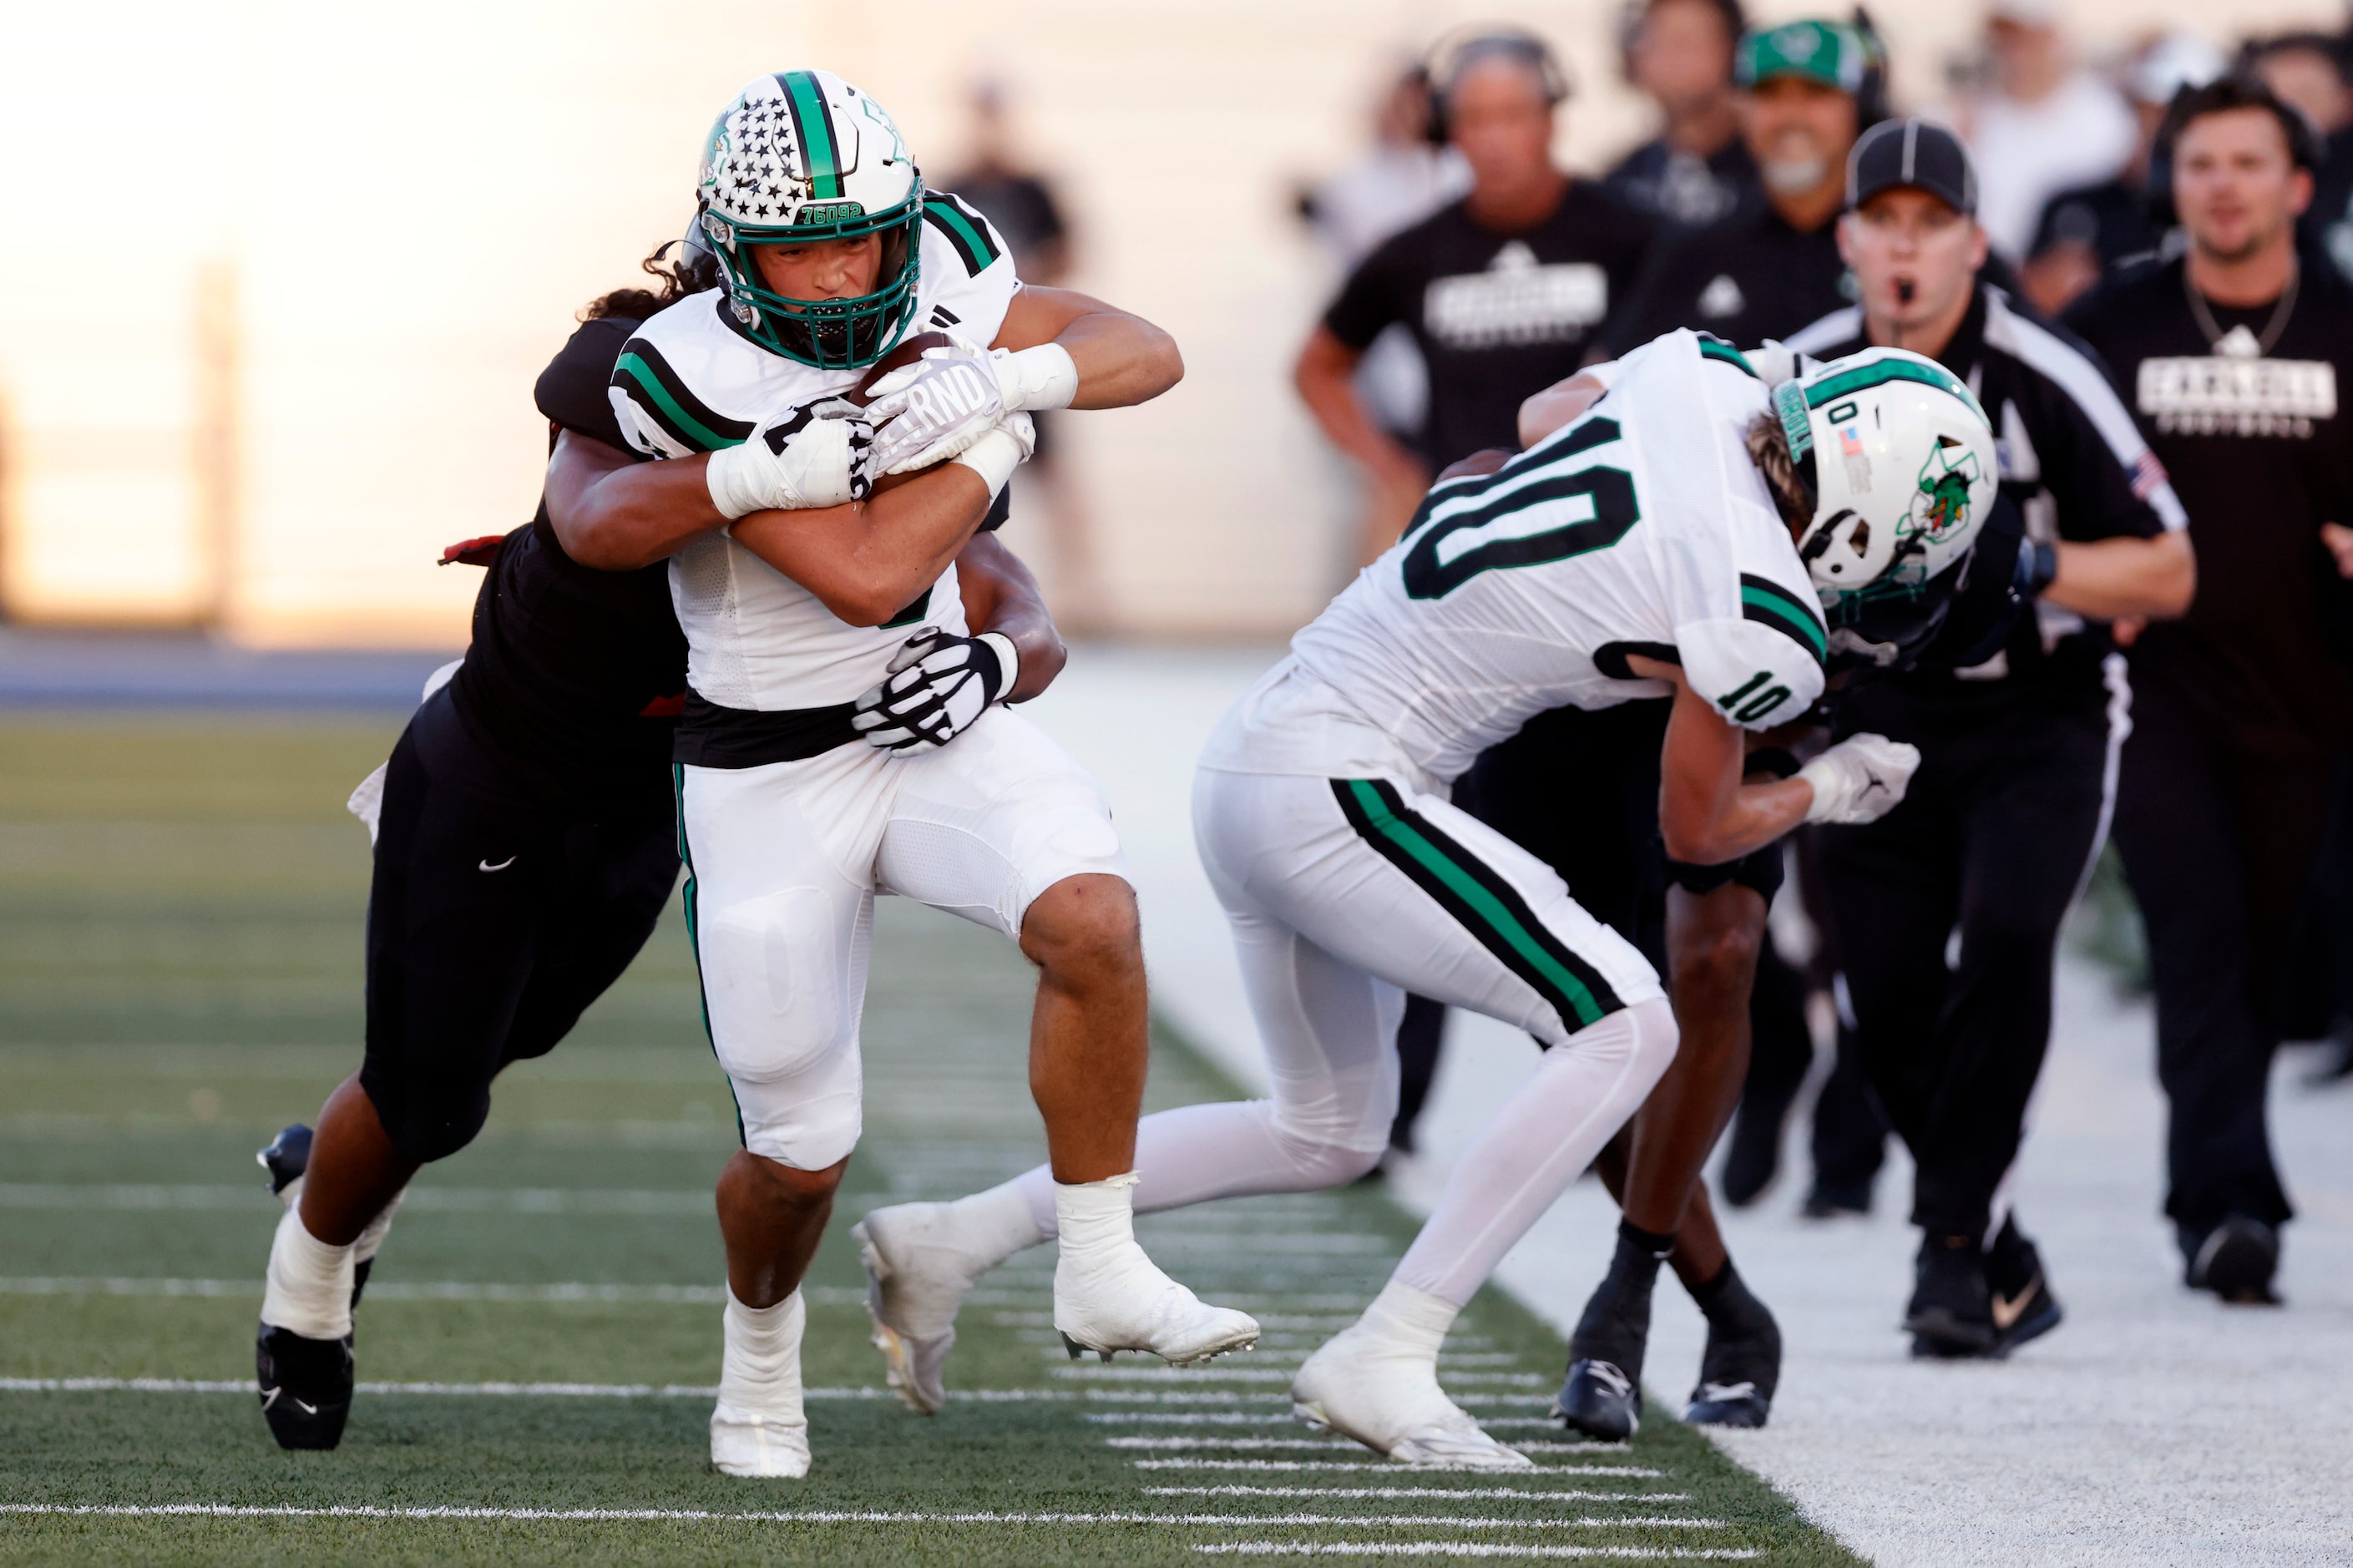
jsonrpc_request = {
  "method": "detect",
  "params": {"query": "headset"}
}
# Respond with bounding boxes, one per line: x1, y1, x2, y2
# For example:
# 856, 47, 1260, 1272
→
1426, 26, 1571, 144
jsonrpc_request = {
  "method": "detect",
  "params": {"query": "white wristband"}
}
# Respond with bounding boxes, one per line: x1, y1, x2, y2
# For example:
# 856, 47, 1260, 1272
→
977, 631, 1020, 704
705, 442, 767, 520
954, 426, 1026, 498
998, 342, 1080, 412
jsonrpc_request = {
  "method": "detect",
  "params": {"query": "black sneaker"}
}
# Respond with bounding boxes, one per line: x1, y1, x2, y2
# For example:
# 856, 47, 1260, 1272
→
1684, 1292, 1781, 1428
1906, 1234, 1995, 1358
1800, 1178, 1874, 1220
1984, 1216, 2062, 1357
256, 1322, 354, 1450
1554, 1358, 1642, 1440
2182, 1216, 2282, 1305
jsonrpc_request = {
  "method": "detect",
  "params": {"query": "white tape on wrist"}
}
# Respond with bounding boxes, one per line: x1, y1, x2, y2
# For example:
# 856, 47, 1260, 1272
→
976, 631, 1020, 704
954, 426, 1025, 498
999, 342, 1079, 412
704, 443, 767, 520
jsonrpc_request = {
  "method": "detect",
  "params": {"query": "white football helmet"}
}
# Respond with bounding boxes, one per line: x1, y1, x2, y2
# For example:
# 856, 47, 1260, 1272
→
696, 70, 924, 369
1769, 347, 1997, 599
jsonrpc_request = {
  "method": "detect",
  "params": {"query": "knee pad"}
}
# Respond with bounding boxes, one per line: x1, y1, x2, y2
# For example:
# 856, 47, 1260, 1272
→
1268, 1112, 1386, 1186
697, 886, 863, 1172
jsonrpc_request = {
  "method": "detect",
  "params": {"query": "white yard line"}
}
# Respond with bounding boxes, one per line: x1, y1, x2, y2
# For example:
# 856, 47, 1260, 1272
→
0, 1277, 868, 1308
0, 1504, 1717, 1532
1109, 1439, 1637, 1457
1146, 1489, 1693, 1503
1055, 1368, 1548, 1386
1192, 1548, 1758, 1560
1136, 1462, 1665, 1477
0, 1378, 1053, 1401
0, 1185, 712, 1214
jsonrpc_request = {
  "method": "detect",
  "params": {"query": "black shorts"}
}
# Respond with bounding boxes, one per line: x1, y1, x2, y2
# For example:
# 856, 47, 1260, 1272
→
1455, 701, 1783, 972
359, 690, 680, 1163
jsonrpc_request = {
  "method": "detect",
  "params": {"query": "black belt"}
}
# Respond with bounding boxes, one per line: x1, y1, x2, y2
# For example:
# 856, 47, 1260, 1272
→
672, 690, 860, 769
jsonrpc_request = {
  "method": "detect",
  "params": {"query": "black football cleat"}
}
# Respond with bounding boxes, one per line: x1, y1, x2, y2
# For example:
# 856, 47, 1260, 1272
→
1554, 1358, 1642, 1440
1800, 1177, 1874, 1220
2183, 1216, 2282, 1305
1685, 1290, 1781, 1428
258, 1122, 313, 1197
1906, 1233, 1995, 1358
1985, 1216, 2063, 1357
256, 1322, 354, 1450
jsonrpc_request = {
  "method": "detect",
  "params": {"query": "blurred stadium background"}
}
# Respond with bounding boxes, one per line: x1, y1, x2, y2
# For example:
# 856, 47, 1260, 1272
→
0, 0, 2340, 645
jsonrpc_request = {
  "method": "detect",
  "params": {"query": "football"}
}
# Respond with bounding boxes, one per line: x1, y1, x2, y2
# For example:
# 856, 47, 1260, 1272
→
848, 329, 958, 406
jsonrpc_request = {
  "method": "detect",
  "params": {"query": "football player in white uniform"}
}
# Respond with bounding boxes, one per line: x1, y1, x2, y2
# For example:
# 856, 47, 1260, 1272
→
856, 330, 1999, 1465
551, 70, 1254, 1479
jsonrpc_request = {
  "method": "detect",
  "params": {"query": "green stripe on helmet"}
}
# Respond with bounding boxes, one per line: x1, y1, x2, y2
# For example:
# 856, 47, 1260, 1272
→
779, 71, 843, 201
1773, 379, 1814, 463
1805, 357, 1987, 424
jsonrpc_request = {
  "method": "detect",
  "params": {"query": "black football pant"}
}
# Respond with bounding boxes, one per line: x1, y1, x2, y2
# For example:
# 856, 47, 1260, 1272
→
1816, 683, 2114, 1243
361, 690, 680, 1163
2110, 677, 2331, 1232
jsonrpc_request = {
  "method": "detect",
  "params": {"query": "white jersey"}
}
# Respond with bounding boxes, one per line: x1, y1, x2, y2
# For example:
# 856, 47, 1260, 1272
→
1232, 331, 1827, 787
610, 191, 1020, 710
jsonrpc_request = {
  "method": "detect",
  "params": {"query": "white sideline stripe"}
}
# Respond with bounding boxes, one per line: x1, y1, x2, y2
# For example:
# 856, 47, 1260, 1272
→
1089, 1416, 1598, 1434
1146, 1489, 1693, 1503
0, 1378, 1050, 1402
1137, 1462, 1665, 1477
1078, 1391, 1540, 1412
0, 1505, 1718, 1534
1198, 1545, 1753, 1562
1055, 1368, 1547, 1387
1108, 1439, 1639, 1458
1045, 1349, 1523, 1369
0, 1184, 713, 1215
0, 1277, 868, 1308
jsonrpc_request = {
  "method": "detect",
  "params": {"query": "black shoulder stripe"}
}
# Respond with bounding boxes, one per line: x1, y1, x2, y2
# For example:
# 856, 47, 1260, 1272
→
1738, 573, 1829, 665
923, 190, 1003, 276
1594, 641, 1681, 680
609, 336, 753, 453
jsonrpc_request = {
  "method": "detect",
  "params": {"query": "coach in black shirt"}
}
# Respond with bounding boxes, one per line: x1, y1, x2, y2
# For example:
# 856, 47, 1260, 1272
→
2067, 78, 2353, 1303
1298, 30, 1654, 568
1601, 18, 1869, 354
1602, 0, 1761, 232
1789, 121, 2195, 1357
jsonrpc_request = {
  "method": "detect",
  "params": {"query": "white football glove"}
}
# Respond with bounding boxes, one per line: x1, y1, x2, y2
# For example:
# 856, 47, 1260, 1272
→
866, 341, 1076, 475
704, 396, 874, 518
1798, 733, 1922, 825
853, 628, 1020, 755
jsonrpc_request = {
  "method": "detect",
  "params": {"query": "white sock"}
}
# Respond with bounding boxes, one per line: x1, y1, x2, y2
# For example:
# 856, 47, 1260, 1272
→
944, 1178, 1050, 1271
261, 1204, 356, 1340
1012, 1100, 1384, 1239
1354, 1279, 1460, 1359
718, 1287, 805, 1417
354, 1186, 406, 1267
1394, 997, 1677, 1304
1053, 1171, 1142, 1267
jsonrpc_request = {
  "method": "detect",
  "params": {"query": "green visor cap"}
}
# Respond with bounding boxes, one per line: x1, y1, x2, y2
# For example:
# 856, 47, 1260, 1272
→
1737, 19, 1868, 91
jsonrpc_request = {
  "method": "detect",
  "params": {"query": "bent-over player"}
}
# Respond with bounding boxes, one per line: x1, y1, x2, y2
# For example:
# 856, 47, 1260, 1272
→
559, 70, 1252, 1479
857, 329, 1996, 1466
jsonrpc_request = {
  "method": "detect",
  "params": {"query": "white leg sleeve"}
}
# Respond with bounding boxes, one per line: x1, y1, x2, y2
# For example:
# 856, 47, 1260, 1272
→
1394, 996, 1678, 1306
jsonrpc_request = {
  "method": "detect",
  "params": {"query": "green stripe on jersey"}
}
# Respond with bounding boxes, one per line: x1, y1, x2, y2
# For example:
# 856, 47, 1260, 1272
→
1698, 336, 1758, 377
1740, 574, 1828, 660
1343, 779, 1607, 1029
923, 194, 1000, 275
613, 352, 747, 453
781, 72, 843, 200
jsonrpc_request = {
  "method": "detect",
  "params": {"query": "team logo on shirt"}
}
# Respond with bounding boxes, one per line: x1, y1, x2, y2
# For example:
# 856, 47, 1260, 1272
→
1424, 242, 1608, 350
2136, 355, 2336, 438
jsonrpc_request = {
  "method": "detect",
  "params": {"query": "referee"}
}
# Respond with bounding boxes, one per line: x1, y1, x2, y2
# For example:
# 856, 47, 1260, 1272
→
1787, 119, 2194, 1357
2067, 76, 2353, 1303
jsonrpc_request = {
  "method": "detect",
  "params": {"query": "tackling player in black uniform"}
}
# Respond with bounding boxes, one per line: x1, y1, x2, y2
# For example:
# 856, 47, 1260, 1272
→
2066, 76, 2353, 1304
1786, 120, 2194, 1358
250, 239, 1068, 1450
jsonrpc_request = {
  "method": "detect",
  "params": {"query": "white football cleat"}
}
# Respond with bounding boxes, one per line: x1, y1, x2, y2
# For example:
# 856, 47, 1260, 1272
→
711, 1288, 810, 1479
1291, 1323, 1533, 1469
1053, 1242, 1260, 1366
854, 1204, 996, 1415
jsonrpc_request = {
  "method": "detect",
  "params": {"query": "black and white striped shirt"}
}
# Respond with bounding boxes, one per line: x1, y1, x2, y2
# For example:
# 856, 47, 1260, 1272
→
1784, 284, 2184, 703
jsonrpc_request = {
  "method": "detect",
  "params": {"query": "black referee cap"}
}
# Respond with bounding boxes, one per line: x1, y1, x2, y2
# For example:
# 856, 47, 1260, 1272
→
1846, 118, 1977, 215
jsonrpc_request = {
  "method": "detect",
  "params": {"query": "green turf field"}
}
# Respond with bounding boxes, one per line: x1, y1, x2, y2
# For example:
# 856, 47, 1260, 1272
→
0, 715, 1855, 1565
